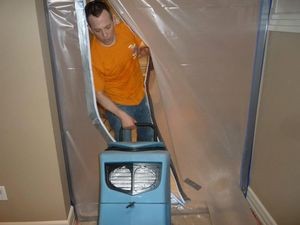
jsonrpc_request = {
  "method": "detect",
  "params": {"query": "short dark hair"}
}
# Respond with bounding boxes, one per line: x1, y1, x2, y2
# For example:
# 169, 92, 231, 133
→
85, 1, 112, 24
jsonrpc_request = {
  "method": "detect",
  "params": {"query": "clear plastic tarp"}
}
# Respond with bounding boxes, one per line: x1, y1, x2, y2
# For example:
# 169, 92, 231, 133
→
45, 0, 262, 224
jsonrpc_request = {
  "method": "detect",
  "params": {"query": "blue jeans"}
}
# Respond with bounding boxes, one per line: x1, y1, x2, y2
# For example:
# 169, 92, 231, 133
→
106, 97, 154, 142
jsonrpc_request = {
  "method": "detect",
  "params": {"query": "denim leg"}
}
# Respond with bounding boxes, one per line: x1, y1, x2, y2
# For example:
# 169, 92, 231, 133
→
106, 111, 122, 141
135, 98, 154, 141
106, 97, 154, 142
106, 106, 134, 142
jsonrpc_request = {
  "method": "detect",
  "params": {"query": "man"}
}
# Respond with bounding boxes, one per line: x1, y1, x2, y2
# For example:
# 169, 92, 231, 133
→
85, 1, 153, 141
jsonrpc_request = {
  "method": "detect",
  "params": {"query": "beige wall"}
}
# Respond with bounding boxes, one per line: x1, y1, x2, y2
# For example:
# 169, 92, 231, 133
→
250, 31, 300, 225
0, 0, 70, 222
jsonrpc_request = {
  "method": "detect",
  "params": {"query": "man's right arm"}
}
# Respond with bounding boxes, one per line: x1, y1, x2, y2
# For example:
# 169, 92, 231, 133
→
96, 91, 136, 129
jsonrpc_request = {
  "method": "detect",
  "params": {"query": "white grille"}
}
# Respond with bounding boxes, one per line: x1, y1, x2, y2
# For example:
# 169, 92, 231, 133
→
107, 163, 161, 195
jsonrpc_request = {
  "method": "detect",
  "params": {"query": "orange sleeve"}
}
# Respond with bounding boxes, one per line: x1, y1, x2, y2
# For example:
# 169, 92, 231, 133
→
133, 32, 143, 47
92, 66, 104, 92
123, 22, 143, 46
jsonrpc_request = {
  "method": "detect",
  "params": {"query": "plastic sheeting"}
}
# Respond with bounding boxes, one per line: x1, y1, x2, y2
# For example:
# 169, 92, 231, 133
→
45, 0, 106, 219
45, 0, 262, 224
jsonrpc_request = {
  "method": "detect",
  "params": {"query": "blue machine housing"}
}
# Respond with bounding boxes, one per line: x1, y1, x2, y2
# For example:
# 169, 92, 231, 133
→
99, 142, 171, 225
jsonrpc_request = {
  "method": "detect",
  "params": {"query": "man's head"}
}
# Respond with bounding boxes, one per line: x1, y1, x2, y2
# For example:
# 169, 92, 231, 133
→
85, 1, 116, 46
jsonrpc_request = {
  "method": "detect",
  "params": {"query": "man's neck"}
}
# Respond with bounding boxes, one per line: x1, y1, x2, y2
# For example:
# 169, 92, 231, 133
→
99, 35, 116, 47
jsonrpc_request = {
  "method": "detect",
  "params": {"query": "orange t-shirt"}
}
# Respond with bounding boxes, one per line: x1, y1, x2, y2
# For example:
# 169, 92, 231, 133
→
91, 22, 145, 105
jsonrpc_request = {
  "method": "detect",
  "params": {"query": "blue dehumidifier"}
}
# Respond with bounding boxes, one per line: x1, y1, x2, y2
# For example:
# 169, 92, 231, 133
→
98, 141, 171, 225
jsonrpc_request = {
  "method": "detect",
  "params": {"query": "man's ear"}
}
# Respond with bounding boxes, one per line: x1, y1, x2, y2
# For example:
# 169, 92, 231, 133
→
88, 25, 94, 34
113, 15, 120, 25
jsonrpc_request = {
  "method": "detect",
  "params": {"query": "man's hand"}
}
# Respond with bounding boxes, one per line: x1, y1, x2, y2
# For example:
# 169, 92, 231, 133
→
128, 42, 149, 59
119, 110, 136, 129
138, 41, 149, 57
96, 91, 136, 129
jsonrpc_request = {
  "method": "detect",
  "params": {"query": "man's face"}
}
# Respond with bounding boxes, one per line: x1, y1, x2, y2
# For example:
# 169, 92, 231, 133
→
88, 10, 115, 46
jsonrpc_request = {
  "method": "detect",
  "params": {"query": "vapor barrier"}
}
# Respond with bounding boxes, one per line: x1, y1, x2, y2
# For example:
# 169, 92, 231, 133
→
45, 0, 262, 224
45, 0, 106, 219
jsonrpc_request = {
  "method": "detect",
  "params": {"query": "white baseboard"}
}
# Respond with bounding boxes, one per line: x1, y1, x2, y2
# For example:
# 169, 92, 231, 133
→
0, 206, 75, 225
247, 187, 278, 225
269, 13, 300, 33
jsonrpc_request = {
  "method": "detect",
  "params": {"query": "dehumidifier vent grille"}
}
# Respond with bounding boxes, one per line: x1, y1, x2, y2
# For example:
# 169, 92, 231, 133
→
105, 163, 162, 195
